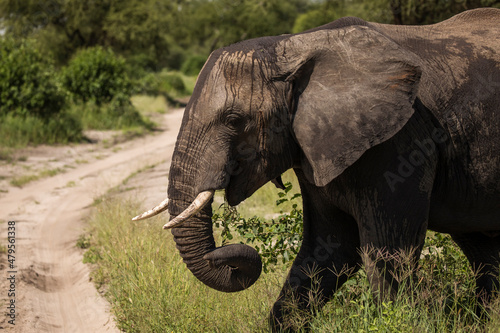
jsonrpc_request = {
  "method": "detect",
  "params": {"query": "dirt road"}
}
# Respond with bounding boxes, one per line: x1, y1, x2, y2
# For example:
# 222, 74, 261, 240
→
0, 108, 185, 332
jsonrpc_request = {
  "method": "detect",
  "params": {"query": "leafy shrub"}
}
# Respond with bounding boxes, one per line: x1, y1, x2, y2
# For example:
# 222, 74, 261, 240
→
125, 53, 158, 79
162, 73, 186, 93
214, 182, 303, 272
136, 71, 187, 97
181, 55, 207, 76
0, 38, 66, 118
61, 46, 131, 105
62, 47, 154, 132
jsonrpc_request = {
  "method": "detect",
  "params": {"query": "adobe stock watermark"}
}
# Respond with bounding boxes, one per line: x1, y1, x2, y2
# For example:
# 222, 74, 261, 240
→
6, 221, 17, 327
384, 127, 448, 192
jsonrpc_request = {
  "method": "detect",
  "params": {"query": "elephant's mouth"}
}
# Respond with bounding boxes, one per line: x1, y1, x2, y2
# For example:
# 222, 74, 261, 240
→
225, 173, 266, 207
225, 180, 248, 207
225, 173, 284, 207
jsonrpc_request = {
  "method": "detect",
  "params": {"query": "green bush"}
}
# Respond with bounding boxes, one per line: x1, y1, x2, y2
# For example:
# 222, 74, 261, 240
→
125, 53, 158, 79
162, 73, 186, 93
136, 71, 187, 97
0, 38, 66, 118
180, 55, 207, 76
61, 46, 154, 132
61, 46, 132, 105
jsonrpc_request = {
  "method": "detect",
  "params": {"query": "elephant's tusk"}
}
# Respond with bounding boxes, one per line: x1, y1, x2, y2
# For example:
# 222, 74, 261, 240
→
163, 190, 214, 229
132, 198, 169, 221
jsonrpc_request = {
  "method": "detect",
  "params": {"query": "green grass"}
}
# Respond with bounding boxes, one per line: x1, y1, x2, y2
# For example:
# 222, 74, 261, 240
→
10, 174, 40, 187
131, 95, 169, 114
83, 175, 499, 332
9, 167, 65, 187
39, 167, 64, 178
84, 198, 281, 332
0, 148, 14, 161
66, 181, 76, 188
67, 100, 155, 132
0, 113, 83, 148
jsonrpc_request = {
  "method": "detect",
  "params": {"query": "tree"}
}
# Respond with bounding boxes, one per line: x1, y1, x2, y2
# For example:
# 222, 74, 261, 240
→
0, 0, 314, 69
0, 0, 176, 66
292, 0, 393, 33
293, 0, 500, 33
179, 0, 309, 52
390, 0, 500, 25
0, 0, 111, 63
3, 0, 496, 72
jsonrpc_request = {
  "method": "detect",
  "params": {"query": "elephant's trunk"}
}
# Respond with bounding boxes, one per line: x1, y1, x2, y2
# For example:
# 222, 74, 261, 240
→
167, 146, 262, 292
169, 208, 262, 292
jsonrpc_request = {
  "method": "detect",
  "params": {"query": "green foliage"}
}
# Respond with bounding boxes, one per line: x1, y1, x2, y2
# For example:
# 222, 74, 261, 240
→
67, 97, 153, 131
0, 0, 310, 70
160, 73, 186, 94
61, 47, 132, 105
60, 46, 152, 132
214, 182, 303, 272
420, 231, 476, 303
203, 0, 309, 46
136, 71, 189, 98
292, 0, 393, 32
393, 0, 500, 25
181, 55, 208, 76
0, 38, 66, 118
1, 0, 499, 74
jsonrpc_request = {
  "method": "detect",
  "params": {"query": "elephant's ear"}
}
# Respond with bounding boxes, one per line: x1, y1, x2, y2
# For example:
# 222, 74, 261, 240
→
277, 26, 422, 187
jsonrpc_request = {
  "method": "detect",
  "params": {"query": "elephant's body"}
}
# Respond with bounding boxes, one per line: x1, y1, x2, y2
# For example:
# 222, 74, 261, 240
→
136, 8, 500, 331
373, 14, 500, 234
273, 12, 500, 327
300, 11, 500, 235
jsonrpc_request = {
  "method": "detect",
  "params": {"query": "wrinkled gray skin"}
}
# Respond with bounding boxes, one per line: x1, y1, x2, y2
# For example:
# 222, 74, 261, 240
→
166, 8, 500, 330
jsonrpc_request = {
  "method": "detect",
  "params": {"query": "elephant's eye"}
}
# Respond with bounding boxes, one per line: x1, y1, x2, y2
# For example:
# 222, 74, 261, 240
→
224, 113, 245, 129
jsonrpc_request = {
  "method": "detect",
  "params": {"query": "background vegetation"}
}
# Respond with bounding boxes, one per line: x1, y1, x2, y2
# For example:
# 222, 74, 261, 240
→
1, 0, 499, 147
2, 0, 499, 70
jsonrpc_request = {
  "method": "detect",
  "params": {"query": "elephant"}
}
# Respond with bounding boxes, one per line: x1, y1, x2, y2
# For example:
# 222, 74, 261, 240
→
134, 8, 500, 330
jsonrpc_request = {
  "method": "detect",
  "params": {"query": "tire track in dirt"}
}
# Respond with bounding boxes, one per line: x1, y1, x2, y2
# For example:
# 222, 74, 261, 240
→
0, 109, 184, 332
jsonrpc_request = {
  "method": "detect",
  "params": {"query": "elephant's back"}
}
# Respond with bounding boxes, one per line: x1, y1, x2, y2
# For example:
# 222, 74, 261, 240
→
375, 9, 500, 218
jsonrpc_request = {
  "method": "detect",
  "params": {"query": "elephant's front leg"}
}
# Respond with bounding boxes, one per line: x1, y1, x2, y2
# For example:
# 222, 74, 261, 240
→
355, 185, 432, 302
270, 181, 361, 331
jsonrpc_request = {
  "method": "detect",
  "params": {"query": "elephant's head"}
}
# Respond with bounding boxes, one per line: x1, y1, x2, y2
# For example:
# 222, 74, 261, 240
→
133, 25, 422, 292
